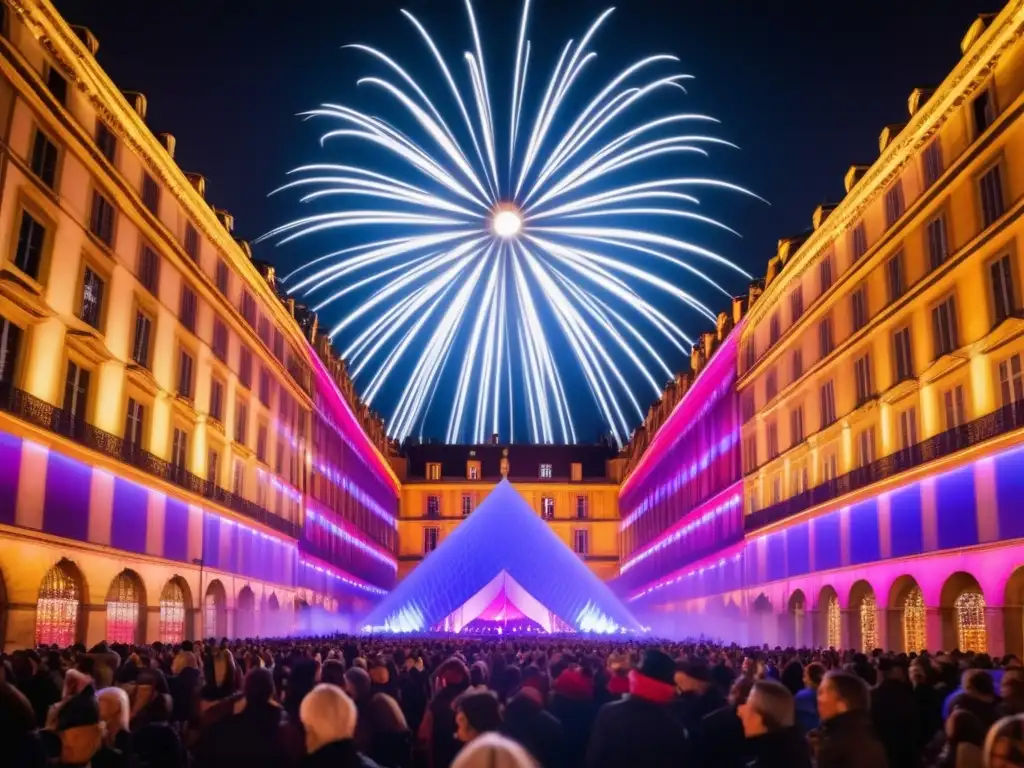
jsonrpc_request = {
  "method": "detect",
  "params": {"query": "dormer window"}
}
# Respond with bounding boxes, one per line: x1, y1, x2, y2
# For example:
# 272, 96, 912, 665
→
570, 462, 582, 482
539, 463, 552, 479
973, 88, 996, 135
426, 462, 441, 481
467, 461, 480, 480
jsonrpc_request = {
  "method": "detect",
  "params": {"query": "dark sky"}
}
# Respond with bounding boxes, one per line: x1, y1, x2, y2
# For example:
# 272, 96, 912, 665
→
54, 0, 991, 442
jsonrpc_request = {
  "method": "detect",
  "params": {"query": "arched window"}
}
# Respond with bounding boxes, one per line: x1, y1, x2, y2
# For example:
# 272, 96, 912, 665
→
36, 563, 79, 646
827, 594, 841, 648
859, 592, 878, 652
160, 580, 187, 644
956, 590, 987, 652
205, 580, 226, 639
903, 586, 926, 652
106, 571, 142, 644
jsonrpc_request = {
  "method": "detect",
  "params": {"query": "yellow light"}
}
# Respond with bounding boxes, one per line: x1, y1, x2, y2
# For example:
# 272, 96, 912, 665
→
492, 209, 523, 238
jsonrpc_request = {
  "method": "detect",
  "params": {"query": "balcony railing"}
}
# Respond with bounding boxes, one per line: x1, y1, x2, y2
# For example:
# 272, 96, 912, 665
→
0, 383, 299, 539
746, 399, 1024, 533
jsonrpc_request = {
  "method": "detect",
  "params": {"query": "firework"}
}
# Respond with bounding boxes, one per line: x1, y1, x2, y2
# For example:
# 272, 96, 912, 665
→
262, 0, 758, 446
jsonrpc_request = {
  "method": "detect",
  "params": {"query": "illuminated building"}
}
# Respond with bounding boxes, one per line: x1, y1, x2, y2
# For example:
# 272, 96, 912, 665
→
622, 5, 1024, 655
390, 442, 623, 581
0, 0, 397, 650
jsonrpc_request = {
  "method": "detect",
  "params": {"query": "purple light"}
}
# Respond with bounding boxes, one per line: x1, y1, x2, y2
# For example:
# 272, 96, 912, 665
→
305, 507, 397, 569
301, 556, 388, 596
314, 460, 397, 529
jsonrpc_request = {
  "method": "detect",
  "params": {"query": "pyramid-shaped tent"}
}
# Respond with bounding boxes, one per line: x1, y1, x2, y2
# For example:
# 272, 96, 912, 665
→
362, 479, 642, 633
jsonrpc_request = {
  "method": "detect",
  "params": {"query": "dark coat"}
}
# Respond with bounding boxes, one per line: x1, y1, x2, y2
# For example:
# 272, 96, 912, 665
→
22, 670, 61, 728
871, 679, 920, 768
502, 694, 567, 768
193, 701, 294, 768
549, 678, 598, 768
694, 705, 745, 768
301, 739, 382, 768
584, 695, 689, 768
132, 722, 186, 768
675, 686, 727, 739
744, 726, 811, 768
816, 711, 889, 768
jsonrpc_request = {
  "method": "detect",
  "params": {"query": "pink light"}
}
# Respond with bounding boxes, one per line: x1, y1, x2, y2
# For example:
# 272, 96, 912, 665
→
629, 541, 745, 601
305, 501, 397, 570
313, 460, 398, 529
300, 553, 388, 596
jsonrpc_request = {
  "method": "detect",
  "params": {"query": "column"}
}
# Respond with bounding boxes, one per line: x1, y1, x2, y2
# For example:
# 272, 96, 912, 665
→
872, 606, 888, 652
841, 609, 858, 651
926, 608, 946, 653
885, 608, 905, 654
4, 601, 38, 652
985, 607, 1006, 658
85, 603, 106, 648
1004, 606, 1023, 659
145, 605, 161, 645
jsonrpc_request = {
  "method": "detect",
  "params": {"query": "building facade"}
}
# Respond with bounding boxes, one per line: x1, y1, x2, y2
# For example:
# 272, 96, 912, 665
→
0, 0, 398, 651
391, 443, 623, 581
623, 5, 1024, 656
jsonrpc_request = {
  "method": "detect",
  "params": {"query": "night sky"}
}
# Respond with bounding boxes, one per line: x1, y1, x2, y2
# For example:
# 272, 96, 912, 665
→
54, 0, 992, 443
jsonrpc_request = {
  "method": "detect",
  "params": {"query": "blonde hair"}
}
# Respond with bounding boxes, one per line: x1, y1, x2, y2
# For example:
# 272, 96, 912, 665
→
451, 733, 538, 768
97, 687, 130, 734
299, 683, 357, 753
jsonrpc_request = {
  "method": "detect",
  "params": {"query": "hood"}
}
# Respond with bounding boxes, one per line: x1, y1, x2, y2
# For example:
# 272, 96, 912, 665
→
553, 668, 595, 700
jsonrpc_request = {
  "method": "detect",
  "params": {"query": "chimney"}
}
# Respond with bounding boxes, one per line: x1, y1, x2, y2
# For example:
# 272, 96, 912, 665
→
490, 433, 499, 445
215, 209, 234, 233
184, 172, 206, 198
156, 133, 176, 158
121, 91, 147, 120
71, 26, 100, 56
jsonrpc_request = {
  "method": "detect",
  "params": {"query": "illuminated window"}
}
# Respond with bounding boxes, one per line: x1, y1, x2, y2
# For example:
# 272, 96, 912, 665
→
205, 591, 222, 638
467, 463, 479, 480
856, 427, 876, 468
886, 251, 905, 303
956, 590, 987, 653
461, 494, 473, 516
426, 463, 441, 481
30, 129, 58, 188
573, 528, 589, 556
0, 316, 22, 388
903, 586, 926, 652
124, 398, 145, 449
184, 222, 199, 261
1000, 354, 1024, 407
826, 594, 841, 648
932, 296, 958, 358
819, 316, 833, 358
575, 495, 589, 520
859, 591, 878, 651
819, 253, 834, 294
790, 286, 804, 323
89, 190, 115, 246
893, 326, 914, 383
142, 173, 160, 214
14, 210, 46, 279
790, 405, 805, 446
106, 571, 141, 644
423, 526, 439, 553
926, 215, 949, 270
36, 562, 79, 646
539, 463, 552, 479
923, 139, 943, 187
989, 253, 1016, 326
570, 462, 583, 482
63, 361, 90, 423
943, 385, 967, 429
426, 496, 440, 517
851, 285, 868, 332
542, 496, 554, 519
898, 407, 918, 450
854, 354, 873, 405
171, 427, 188, 470
159, 580, 186, 644
850, 223, 868, 260
766, 421, 778, 460
884, 180, 905, 228
819, 380, 836, 428
980, 164, 1005, 228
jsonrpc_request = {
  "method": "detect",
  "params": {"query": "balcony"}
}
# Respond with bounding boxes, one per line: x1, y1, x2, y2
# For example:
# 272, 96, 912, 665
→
746, 399, 1024, 533
0, 383, 299, 539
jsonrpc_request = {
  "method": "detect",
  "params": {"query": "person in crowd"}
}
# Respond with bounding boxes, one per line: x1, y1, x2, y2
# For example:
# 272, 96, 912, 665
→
97, 686, 133, 757
675, 656, 727, 745
418, 657, 470, 768
299, 683, 381, 768
737, 679, 811, 768
0, 678, 48, 768
695, 675, 756, 768
795, 661, 824, 733
781, 660, 805, 696
501, 679, 566, 767
12, 649, 62, 728
984, 714, 1024, 768
932, 709, 986, 768
455, 689, 503, 745
814, 670, 889, 768
872, 657, 921, 768
45, 668, 94, 730
549, 658, 598, 768
585, 649, 688, 768
346, 666, 412, 768
54, 685, 127, 768
451, 732, 538, 768
951, 670, 1003, 733
1002, 671, 1024, 717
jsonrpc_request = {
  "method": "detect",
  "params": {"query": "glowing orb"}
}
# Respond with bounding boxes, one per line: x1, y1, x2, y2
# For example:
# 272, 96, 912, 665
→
492, 209, 523, 238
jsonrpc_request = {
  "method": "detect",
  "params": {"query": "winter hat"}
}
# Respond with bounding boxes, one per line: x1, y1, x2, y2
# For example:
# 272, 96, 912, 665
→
637, 650, 676, 686
57, 685, 100, 731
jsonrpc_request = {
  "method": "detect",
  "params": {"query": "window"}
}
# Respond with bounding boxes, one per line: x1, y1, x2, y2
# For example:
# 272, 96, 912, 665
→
770, 474, 782, 504
769, 313, 781, 346
765, 368, 777, 401
898, 407, 918, 450
46, 67, 68, 105
932, 295, 959, 358
818, 316, 833, 358
258, 316, 271, 346
851, 223, 868, 261
256, 425, 267, 463
856, 427, 876, 468
78, 267, 104, 329
923, 139, 943, 187
990, 253, 1016, 325
426, 496, 440, 518
30, 130, 58, 188
212, 319, 228, 362
790, 286, 804, 323
171, 427, 188, 469
124, 398, 144, 448
821, 450, 838, 483
747, 489, 760, 515
790, 405, 805, 445
791, 349, 803, 381
63, 361, 89, 422
131, 311, 152, 368
886, 251, 905, 303
743, 338, 755, 372
259, 368, 272, 407
207, 450, 219, 485
542, 496, 554, 519
239, 346, 252, 389
884, 181, 905, 228
851, 285, 868, 331
743, 434, 758, 474
241, 292, 257, 326
926, 215, 949, 271
423, 527, 439, 553
89, 190, 115, 246
142, 173, 160, 214
980, 164, 1005, 227
0, 317, 22, 387
138, 245, 159, 294
819, 253, 834, 294
234, 402, 248, 444
184, 222, 199, 261
575, 495, 589, 520
573, 529, 589, 556
791, 462, 809, 495
95, 121, 116, 162
820, 380, 836, 428
539, 463, 552, 479
1000, 354, 1024, 407
973, 89, 996, 135
944, 384, 967, 429
854, 354, 873, 405
573, 462, 585, 481
216, 259, 230, 295
893, 326, 914, 383
179, 286, 198, 333
741, 391, 755, 422
467, 463, 479, 480
177, 348, 194, 401
209, 379, 224, 422
767, 421, 779, 460
461, 495, 473, 516
232, 460, 244, 496
426, 463, 441, 481
14, 210, 46, 279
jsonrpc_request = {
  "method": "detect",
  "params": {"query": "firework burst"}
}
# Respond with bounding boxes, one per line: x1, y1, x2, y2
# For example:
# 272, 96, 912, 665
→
262, 0, 758, 446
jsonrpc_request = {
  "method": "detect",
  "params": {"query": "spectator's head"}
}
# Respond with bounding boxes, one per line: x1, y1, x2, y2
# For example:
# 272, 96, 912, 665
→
97, 686, 130, 737
243, 667, 276, 705
437, 657, 471, 689
300, 683, 357, 754
321, 658, 347, 687
674, 657, 712, 693
729, 675, 756, 707
985, 714, 1024, 768
946, 708, 986, 747
451, 732, 538, 768
455, 690, 502, 743
470, 661, 488, 688
803, 662, 825, 690
738, 679, 795, 737
964, 669, 996, 700
0, 681, 36, 737
57, 686, 104, 765
344, 666, 372, 702
817, 671, 870, 722
63, 668, 92, 700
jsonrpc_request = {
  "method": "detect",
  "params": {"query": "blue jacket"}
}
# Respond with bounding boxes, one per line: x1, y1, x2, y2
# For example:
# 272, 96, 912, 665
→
794, 687, 819, 733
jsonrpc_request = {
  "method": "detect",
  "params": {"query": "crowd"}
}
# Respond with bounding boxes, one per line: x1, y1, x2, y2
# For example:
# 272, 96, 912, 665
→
5, 633, 1024, 767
